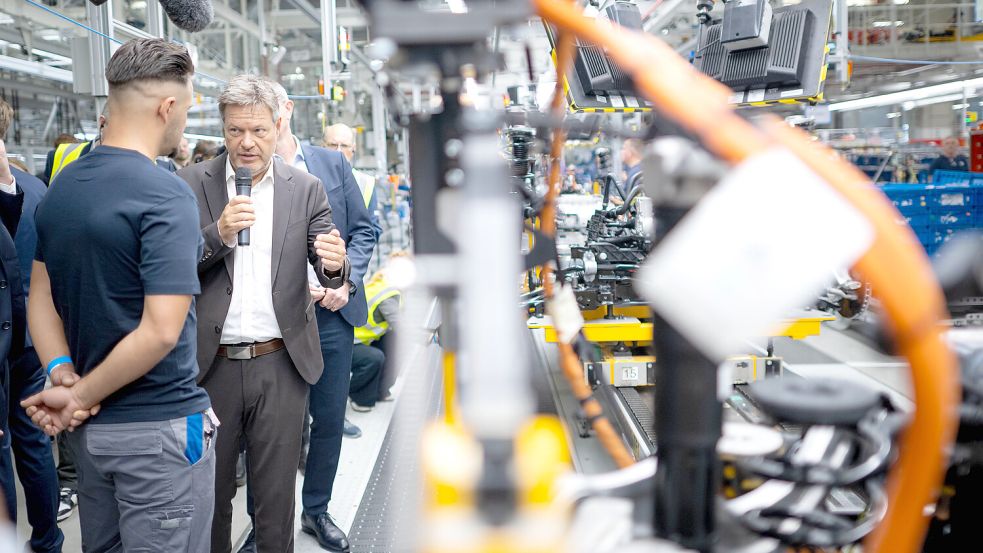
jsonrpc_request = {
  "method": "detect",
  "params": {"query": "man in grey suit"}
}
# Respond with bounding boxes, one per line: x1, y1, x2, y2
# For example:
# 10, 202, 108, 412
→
177, 75, 350, 553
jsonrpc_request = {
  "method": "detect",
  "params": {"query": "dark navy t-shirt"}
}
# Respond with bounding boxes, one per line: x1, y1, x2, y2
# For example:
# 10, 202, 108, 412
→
34, 146, 210, 424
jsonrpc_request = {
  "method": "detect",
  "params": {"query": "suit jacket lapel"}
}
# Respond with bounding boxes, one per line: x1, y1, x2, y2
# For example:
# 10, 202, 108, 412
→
271, 158, 295, 286
202, 154, 233, 281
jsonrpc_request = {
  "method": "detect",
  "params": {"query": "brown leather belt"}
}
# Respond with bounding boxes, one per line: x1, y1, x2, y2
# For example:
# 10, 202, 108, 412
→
217, 338, 285, 360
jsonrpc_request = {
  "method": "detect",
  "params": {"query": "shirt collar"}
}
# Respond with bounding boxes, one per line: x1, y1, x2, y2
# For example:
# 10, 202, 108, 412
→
272, 135, 305, 166
225, 157, 275, 187
293, 135, 306, 163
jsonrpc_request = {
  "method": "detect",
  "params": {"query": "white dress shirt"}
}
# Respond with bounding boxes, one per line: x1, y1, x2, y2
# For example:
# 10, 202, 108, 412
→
221, 159, 281, 344
0, 175, 15, 194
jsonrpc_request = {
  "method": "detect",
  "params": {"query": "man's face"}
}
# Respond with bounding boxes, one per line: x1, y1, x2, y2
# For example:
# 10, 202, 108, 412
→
224, 104, 280, 177
943, 138, 960, 157
176, 137, 190, 160
161, 80, 194, 157
324, 130, 355, 162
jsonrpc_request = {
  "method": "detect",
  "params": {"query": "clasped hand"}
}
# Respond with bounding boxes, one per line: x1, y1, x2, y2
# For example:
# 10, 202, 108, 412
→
21, 367, 101, 436
314, 229, 347, 272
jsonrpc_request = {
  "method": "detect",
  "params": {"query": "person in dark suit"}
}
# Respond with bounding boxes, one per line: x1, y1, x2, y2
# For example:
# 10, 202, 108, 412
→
0, 97, 64, 553
243, 83, 376, 553
0, 98, 27, 527
177, 75, 351, 553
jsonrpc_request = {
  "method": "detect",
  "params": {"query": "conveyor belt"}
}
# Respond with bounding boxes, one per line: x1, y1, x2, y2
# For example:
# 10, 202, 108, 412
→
594, 384, 655, 459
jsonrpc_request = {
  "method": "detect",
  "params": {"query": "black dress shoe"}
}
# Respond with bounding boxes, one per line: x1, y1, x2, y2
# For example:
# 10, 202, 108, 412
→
236, 527, 256, 553
301, 512, 350, 552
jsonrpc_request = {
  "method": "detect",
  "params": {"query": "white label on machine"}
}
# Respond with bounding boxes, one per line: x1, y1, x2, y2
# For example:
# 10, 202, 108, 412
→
781, 88, 805, 98
610, 95, 625, 108
635, 149, 874, 361
729, 92, 745, 104
622, 366, 639, 382
747, 89, 766, 103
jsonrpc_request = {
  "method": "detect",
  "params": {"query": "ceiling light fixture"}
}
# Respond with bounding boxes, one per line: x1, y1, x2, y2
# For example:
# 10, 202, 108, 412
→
829, 78, 983, 112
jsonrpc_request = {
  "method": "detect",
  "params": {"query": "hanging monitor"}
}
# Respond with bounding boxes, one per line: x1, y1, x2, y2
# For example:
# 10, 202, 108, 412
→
694, 0, 834, 106
545, 0, 652, 113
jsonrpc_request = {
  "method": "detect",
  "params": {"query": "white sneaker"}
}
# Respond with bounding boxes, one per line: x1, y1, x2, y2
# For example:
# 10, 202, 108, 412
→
350, 400, 373, 413
57, 488, 77, 522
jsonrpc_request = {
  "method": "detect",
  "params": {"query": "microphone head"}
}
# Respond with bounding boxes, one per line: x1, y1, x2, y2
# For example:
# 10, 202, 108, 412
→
159, 0, 215, 33
235, 166, 252, 181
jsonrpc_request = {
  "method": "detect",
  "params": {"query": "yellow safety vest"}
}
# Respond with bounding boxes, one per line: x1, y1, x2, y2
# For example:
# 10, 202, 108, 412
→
353, 169, 374, 208
354, 277, 401, 345
49, 142, 90, 183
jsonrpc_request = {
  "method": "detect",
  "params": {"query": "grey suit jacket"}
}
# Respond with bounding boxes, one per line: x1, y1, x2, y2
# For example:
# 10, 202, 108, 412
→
177, 154, 350, 385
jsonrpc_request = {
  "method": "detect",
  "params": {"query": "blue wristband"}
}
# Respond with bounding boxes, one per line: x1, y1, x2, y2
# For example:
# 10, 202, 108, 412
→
46, 356, 73, 376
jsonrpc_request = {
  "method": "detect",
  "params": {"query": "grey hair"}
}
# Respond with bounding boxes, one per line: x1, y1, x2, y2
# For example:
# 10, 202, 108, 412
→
270, 81, 290, 111
219, 74, 281, 123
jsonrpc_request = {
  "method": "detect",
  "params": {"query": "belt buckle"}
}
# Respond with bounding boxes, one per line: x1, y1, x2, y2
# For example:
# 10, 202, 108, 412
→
226, 346, 253, 360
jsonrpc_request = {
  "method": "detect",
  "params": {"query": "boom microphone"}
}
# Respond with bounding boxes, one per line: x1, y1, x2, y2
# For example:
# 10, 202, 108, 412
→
159, 0, 215, 33
86, 0, 214, 33
235, 167, 252, 246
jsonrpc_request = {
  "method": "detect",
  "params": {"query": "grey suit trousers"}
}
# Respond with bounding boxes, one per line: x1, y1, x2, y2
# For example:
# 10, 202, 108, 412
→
204, 348, 309, 553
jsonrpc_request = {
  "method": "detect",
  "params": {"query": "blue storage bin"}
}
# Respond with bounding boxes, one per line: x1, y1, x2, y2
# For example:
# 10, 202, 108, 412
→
880, 175, 983, 255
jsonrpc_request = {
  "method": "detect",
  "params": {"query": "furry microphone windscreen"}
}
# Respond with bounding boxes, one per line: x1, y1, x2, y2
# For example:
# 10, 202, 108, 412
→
86, 0, 213, 32
158, 0, 215, 33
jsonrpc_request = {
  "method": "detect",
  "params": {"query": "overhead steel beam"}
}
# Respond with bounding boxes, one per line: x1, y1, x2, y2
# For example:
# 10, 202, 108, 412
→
213, 0, 264, 40
0, 75, 75, 99
284, 0, 321, 22
270, 7, 367, 29
642, 0, 691, 33
0, 54, 73, 83
0, 27, 71, 57
0, 0, 87, 31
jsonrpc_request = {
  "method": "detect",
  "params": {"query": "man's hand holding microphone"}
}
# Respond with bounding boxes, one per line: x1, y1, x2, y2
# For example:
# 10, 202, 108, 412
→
218, 167, 256, 246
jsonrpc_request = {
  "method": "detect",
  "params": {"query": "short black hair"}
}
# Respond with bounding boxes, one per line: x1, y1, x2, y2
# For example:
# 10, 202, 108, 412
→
105, 38, 194, 90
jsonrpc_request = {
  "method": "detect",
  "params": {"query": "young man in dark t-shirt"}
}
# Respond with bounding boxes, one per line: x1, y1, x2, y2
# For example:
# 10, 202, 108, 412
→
21, 38, 216, 552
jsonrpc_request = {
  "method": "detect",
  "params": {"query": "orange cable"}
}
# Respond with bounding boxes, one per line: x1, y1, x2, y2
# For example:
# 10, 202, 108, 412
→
535, 13, 635, 469
532, 0, 960, 551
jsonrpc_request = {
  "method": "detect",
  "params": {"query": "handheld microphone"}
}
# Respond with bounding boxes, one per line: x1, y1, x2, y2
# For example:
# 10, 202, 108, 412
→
235, 167, 252, 246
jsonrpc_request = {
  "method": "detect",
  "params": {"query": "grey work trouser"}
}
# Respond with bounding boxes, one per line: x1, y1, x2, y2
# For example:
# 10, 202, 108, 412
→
67, 414, 217, 553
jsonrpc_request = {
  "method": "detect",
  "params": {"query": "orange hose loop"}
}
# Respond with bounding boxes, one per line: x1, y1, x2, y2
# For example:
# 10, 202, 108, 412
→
532, 1, 960, 551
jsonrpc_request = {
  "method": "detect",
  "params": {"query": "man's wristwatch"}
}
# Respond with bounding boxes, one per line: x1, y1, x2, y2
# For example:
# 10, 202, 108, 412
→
321, 256, 351, 289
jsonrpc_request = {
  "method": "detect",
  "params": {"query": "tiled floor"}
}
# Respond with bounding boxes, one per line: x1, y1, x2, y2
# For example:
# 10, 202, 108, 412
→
13, 381, 402, 553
